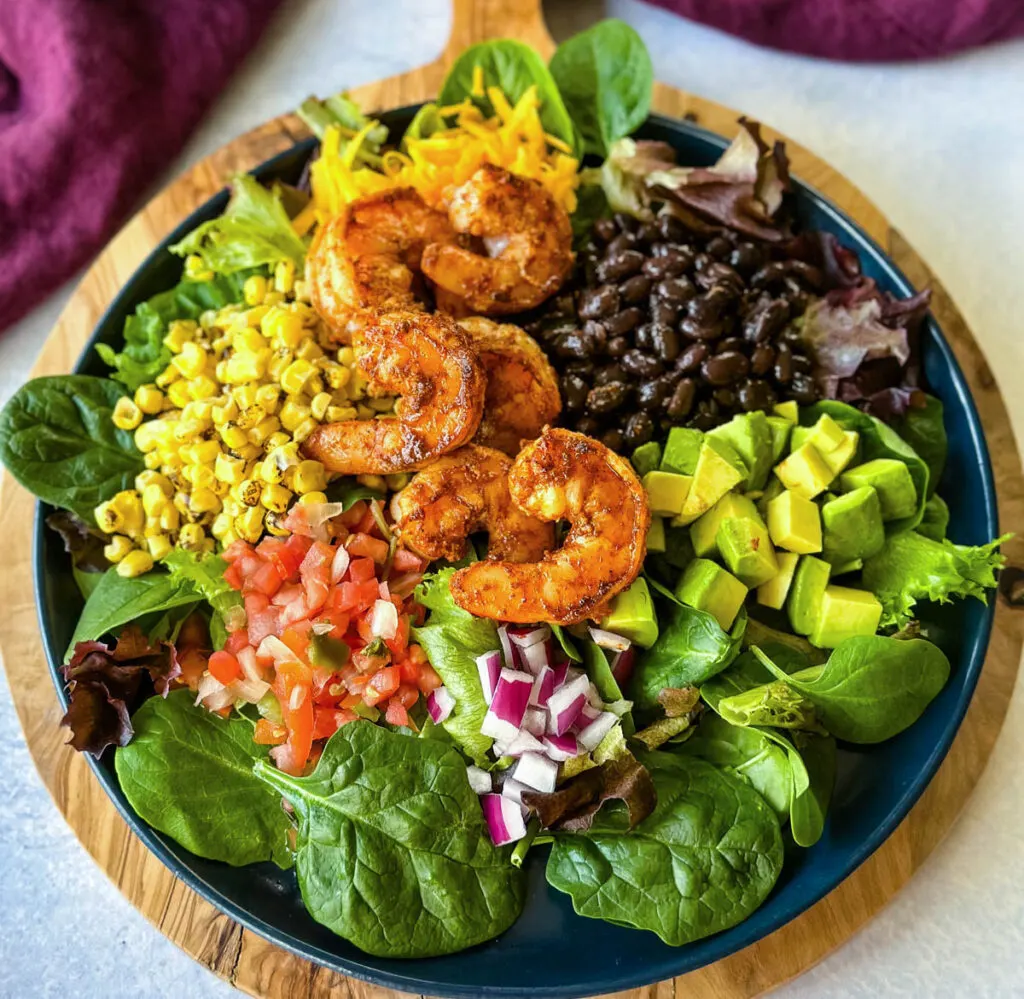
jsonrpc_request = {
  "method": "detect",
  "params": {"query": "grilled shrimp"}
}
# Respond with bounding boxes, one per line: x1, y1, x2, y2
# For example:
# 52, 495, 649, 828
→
421, 164, 573, 315
302, 312, 486, 475
450, 428, 650, 624
307, 188, 457, 336
457, 317, 561, 455
391, 444, 554, 564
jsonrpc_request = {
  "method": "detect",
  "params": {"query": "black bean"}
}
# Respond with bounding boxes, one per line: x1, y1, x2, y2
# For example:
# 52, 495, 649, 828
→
696, 261, 744, 292
675, 342, 709, 373
742, 297, 790, 343
594, 363, 626, 386
687, 285, 734, 323
774, 342, 793, 384
642, 249, 690, 279
657, 214, 689, 242
586, 382, 630, 414
613, 212, 639, 234
565, 359, 595, 378
574, 415, 602, 436
655, 276, 696, 304
623, 412, 655, 448
582, 320, 608, 352
560, 374, 589, 412
598, 249, 645, 282
790, 372, 819, 404
737, 378, 777, 411
620, 274, 652, 305
702, 351, 750, 385
604, 232, 636, 258
750, 343, 775, 376
650, 298, 681, 326
554, 332, 594, 359
691, 398, 720, 430
652, 325, 681, 362
603, 307, 643, 337
729, 242, 764, 275
679, 317, 725, 341
621, 350, 664, 378
713, 387, 738, 408
791, 353, 813, 375
635, 323, 655, 351
606, 336, 630, 358
636, 222, 660, 246
578, 284, 620, 320
658, 369, 684, 390
716, 337, 746, 355
592, 217, 618, 244
706, 236, 733, 260
665, 379, 696, 419
601, 428, 625, 451
637, 380, 669, 411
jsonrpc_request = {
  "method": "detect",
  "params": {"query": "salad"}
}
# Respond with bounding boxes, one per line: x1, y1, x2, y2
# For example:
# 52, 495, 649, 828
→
0, 21, 1009, 961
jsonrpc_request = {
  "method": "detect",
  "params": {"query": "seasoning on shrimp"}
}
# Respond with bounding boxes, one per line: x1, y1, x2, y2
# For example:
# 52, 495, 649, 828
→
301, 312, 486, 475
457, 317, 561, 455
421, 164, 574, 315
450, 428, 650, 624
391, 444, 554, 563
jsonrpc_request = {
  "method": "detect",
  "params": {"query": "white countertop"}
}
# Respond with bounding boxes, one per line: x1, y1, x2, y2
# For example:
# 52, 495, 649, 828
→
1, 1, 1022, 995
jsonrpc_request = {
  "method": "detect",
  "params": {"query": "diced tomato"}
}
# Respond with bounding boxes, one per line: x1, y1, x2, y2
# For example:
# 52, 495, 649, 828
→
385, 613, 410, 657
178, 648, 208, 690
363, 666, 400, 707
251, 558, 287, 598
224, 630, 249, 655
384, 700, 409, 727
247, 605, 282, 646
283, 533, 313, 572
254, 718, 287, 745
300, 541, 334, 613
391, 548, 424, 574
356, 505, 378, 535
355, 615, 375, 645
271, 581, 303, 607
339, 500, 367, 529
416, 663, 444, 694
272, 660, 314, 775
257, 536, 306, 581
314, 609, 350, 638
280, 627, 310, 664
394, 683, 420, 709
223, 560, 245, 591
222, 540, 253, 564
347, 533, 389, 563
244, 591, 270, 616
311, 707, 358, 740
208, 650, 242, 684
333, 578, 380, 613
278, 596, 311, 628
347, 557, 377, 583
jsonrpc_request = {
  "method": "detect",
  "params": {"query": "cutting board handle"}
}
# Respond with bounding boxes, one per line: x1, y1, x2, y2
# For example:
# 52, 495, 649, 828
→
441, 0, 556, 64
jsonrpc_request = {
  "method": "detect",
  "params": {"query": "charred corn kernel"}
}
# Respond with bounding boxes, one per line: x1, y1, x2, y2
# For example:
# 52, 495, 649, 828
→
236, 404, 266, 431
248, 416, 281, 446
326, 404, 358, 422
172, 341, 207, 380
265, 431, 290, 451
255, 384, 280, 414
147, 534, 173, 560
356, 404, 374, 420
178, 523, 206, 550
144, 515, 162, 537
263, 290, 285, 307
233, 385, 258, 409
189, 487, 221, 514
144, 452, 162, 469
184, 254, 213, 281
264, 511, 290, 536
235, 478, 261, 507
235, 506, 264, 544
295, 341, 324, 363
103, 535, 133, 563
211, 478, 230, 498
385, 473, 410, 491
260, 482, 292, 514
163, 321, 194, 355
109, 397, 142, 431
259, 455, 285, 484
323, 364, 351, 390
173, 491, 190, 515
191, 439, 222, 464
173, 419, 206, 443
338, 346, 356, 366
293, 279, 310, 302
357, 474, 387, 492
278, 401, 310, 432
219, 423, 249, 450
133, 422, 160, 453
263, 307, 304, 348
222, 497, 242, 518
235, 443, 262, 461
234, 327, 268, 353
243, 274, 268, 306
188, 375, 219, 401
211, 334, 231, 355
294, 460, 327, 495
274, 259, 296, 294
113, 491, 145, 535
223, 353, 266, 384
212, 399, 239, 425
142, 483, 169, 517
135, 471, 173, 495
267, 349, 293, 380
117, 549, 155, 578
291, 417, 318, 444
299, 491, 328, 506
281, 466, 297, 491
211, 512, 234, 539
214, 452, 246, 484
368, 396, 395, 413
280, 359, 315, 396
348, 373, 368, 400
306, 374, 325, 398
310, 392, 332, 421
155, 366, 180, 389
190, 465, 217, 491
133, 384, 165, 416
159, 505, 181, 532
167, 380, 192, 409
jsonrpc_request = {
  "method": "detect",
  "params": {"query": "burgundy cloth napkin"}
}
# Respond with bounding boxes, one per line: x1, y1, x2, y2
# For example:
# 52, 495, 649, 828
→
0, 0, 283, 332
646, 0, 1024, 61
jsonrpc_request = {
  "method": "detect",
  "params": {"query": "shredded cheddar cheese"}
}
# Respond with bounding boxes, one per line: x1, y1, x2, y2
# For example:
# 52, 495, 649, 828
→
308, 85, 580, 222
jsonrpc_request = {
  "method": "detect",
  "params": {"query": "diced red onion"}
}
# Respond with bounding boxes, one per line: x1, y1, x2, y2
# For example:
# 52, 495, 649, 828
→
481, 793, 527, 846
497, 625, 518, 670
311, 621, 333, 636
611, 646, 636, 687
587, 627, 631, 653
547, 674, 590, 736
466, 765, 492, 795
233, 676, 271, 704
587, 683, 604, 708
529, 665, 556, 708
257, 635, 297, 664
580, 702, 602, 725
521, 639, 553, 675
508, 625, 551, 649
331, 545, 351, 583
522, 707, 547, 738
500, 778, 530, 809
476, 651, 502, 704
551, 661, 569, 688
494, 729, 546, 757
196, 672, 227, 706
236, 646, 262, 683
426, 686, 455, 724
369, 599, 398, 640
512, 752, 558, 793
543, 733, 579, 761
578, 711, 619, 751
481, 669, 533, 741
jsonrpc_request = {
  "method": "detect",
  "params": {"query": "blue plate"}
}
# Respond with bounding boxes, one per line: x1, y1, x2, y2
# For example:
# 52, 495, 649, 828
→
34, 108, 997, 998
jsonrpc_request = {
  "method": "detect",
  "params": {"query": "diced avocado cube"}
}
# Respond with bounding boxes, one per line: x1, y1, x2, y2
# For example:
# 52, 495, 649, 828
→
767, 489, 822, 555
766, 416, 792, 463
840, 458, 918, 521
830, 557, 863, 576
646, 515, 667, 553
600, 577, 659, 648
690, 493, 761, 558
631, 441, 662, 478
809, 585, 883, 649
643, 470, 692, 517
717, 516, 779, 588
756, 476, 785, 518
673, 442, 745, 525
821, 486, 886, 565
707, 412, 774, 491
805, 414, 847, 453
787, 555, 831, 635
822, 430, 859, 476
660, 427, 704, 475
675, 558, 748, 631
773, 400, 799, 424
757, 550, 800, 610
790, 425, 810, 452
774, 442, 834, 500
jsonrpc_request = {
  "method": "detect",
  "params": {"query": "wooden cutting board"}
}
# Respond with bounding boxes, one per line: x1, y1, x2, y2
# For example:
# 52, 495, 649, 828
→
1, 1, 1022, 996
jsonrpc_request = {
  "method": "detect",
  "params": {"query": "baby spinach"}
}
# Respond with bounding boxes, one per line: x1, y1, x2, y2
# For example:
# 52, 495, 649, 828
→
894, 394, 947, 497
917, 495, 950, 542
253, 722, 525, 958
752, 636, 951, 743
438, 40, 577, 152
716, 681, 822, 732
545, 750, 783, 946
550, 622, 582, 662
163, 549, 242, 646
412, 567, 499, 764
783, 730, 836, 848
700, 644, 809, 716
325, 477, 385, 511
0, 375, 143, 520
115, 691, 293, 867
549, 20, 653, 157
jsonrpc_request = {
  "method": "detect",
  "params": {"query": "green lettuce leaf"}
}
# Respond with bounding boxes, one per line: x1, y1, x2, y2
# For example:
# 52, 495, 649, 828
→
163, 549, 243, 648
861, 529, 1010, 628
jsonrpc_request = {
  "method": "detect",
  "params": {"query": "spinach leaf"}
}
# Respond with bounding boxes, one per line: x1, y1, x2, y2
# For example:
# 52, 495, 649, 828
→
324, 477, 385, 511
115, 690, 293, 867
97, 271, 252, 390
0, 375, 143, 521
549, 20, 653, 157
917, 495, 950, 542
438, 40, 577, 152
895, 395, 946, 497
163, 549, 242, 643
700, 644, 809, 715
716, 681, 822, 732
67, 567, 200, 655
571, 183, 610, 249
630, 602, 745, 713
550, 622, 582, 661
402, 102, 446, 145
253, 722, 525, 957
171, 174, 307, 275
412, 567, 499, 764
581, 640, 622, 703
545, 750, 783, 945
73, 567, 104, 601
784, 731, 836, 848
802, 400, 929, 532
752, 636, 950, 743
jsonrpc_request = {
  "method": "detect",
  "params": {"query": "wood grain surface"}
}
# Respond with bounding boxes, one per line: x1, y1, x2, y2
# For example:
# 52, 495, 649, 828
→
1, 1, 1021, 997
